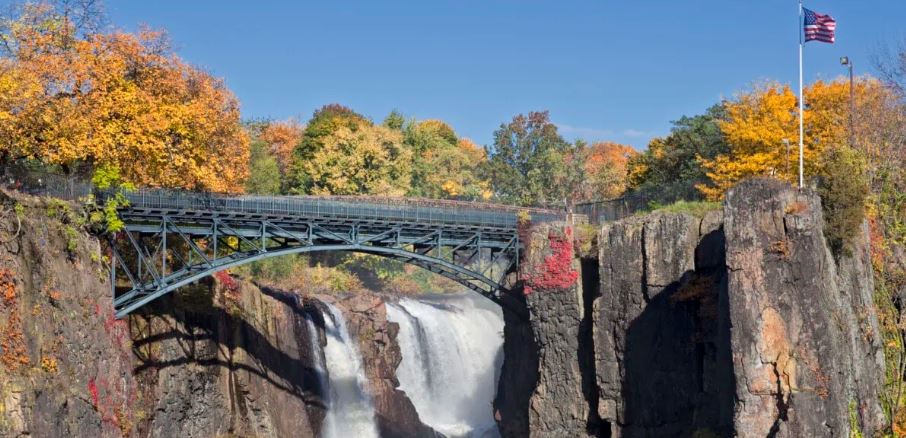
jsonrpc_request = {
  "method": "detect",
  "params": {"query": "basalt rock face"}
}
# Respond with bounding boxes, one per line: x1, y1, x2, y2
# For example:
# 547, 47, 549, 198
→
131, 279, 326, 438
324, 293, 438, 438
591, 178, 885, 437
723, 179, 885, 437
594, 209, 733, 437
496, 223, 591, 437
493, 290, 539, 438
496, 179, 885, 438
0, 191, 152, 437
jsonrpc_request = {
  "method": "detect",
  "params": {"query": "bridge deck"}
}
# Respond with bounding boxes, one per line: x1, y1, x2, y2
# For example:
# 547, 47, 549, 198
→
117, 190, 562, 230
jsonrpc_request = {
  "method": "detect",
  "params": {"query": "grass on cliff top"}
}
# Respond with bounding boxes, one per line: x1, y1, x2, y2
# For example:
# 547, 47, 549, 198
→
647, 200, 721, 218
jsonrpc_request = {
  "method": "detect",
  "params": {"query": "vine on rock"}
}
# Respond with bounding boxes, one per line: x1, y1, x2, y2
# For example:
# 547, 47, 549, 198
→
523, 227, 579, 295
0, 269, 29, 369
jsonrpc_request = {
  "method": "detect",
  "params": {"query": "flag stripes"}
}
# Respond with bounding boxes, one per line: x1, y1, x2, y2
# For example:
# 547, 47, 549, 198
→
803, 7, 836, 44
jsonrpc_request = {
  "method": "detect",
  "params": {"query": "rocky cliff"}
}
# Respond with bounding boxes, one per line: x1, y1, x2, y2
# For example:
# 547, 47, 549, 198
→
595, 208, 732, 436
496, 179, 886, 437
130, 278, 326, 438
0, 179, 889, 438
0, 189, 431, 437
723, 179, 885, 437
0, 190, 151, 437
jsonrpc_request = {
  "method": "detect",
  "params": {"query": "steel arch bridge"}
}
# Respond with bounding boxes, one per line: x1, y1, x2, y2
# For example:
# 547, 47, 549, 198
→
106, 190, 558, 318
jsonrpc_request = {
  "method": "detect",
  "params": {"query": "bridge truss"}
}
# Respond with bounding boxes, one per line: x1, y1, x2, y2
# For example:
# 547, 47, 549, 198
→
107, 191, 532, 318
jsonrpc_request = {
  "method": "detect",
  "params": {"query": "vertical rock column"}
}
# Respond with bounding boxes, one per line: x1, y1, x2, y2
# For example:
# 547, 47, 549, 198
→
594, 212, 734, 436
723, 179, 885, 437
519, 222, 589, 436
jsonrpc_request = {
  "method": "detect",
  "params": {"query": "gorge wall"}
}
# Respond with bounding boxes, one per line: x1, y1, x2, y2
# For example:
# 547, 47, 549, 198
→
0, 178, 889, 437
495, 178, 886, 437
0, 188, 433, 438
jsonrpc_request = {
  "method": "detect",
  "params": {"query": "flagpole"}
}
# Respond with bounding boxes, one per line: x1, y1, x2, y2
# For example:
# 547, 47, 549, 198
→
798, 0, 804, 189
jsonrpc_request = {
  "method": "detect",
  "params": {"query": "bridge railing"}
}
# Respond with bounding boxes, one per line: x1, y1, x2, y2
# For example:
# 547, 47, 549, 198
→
116, 189, 563, 229
1, 169, 565, 228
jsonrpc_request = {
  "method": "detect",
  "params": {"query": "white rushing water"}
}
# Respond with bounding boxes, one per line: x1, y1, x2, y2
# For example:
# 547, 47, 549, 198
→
320, 303, 380, 438
304, 310, 330, 403
386, 294, 505, 438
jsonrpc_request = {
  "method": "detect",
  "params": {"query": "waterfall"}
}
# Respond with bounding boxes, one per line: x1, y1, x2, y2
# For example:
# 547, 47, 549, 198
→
320, 302, 380, 438
386, 294, 504, 438
303, 310, 329, 401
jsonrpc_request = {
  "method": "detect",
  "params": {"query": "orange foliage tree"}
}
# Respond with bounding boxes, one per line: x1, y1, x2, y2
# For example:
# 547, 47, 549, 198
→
581, 141, 637, 200
259, 119, 303, 175
0, 3, 249, 192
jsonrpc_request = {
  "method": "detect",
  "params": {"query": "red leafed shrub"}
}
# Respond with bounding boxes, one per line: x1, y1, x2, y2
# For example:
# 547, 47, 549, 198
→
88, 374, 140, 430
103, 312, 128, 346
523, 227, 579, 295
214, 270, 239, 293
88, 378, 99, 406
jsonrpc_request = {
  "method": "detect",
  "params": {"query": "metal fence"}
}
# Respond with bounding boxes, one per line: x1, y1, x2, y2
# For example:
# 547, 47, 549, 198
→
0, 169, 575, 227
574, 194, 652, 224
1, 169, 92, 200
114, 189, 549, 228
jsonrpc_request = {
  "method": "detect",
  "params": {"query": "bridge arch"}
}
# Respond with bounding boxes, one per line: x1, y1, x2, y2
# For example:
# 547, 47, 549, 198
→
112, 243, 512, 318
107, 190, 541, 318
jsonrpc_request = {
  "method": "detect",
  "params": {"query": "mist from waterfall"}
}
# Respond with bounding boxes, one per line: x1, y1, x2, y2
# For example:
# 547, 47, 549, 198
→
386, 294, 505, 438
320, 302, 380, 438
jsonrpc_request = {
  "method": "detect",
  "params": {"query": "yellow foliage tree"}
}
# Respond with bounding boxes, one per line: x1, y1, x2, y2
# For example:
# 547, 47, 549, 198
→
297, 122, 412, 196
698, 78, 889, 200
403, 118, 490, 200
0, 3, 249, 192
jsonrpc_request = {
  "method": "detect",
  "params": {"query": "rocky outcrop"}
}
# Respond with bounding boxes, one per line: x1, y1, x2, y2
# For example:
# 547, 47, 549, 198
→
0, 191, 152, 437
493, 290, 539, 438
595, 209, 733, 437
131, 278, 326, 438
325, 293, 438, 438
497, 178, 885, 438
723, 179, 885, 437
495, 223, 591, 437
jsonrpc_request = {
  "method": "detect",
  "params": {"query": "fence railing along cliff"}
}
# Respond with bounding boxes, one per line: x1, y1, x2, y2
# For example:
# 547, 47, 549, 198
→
1, 168, 656, 225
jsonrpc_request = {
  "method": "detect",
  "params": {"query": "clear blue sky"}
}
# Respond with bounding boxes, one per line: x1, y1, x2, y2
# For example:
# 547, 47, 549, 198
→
103, 1, 906, 149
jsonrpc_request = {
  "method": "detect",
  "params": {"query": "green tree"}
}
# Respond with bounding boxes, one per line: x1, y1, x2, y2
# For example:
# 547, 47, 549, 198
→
627, 104, 728, 202
816, 145, 869, 257
484, 111, 573, 207
245, 140, 281, 195
382, 109, 405, 130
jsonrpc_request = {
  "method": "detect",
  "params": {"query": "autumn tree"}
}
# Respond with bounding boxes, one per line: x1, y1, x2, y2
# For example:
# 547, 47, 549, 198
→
289, 104, 411, 196
871, 40, 906, 435
580, 141, 637, 200
259, 119, 303, 177
697, 79, 891, 201
399, 117, 490, 200
0, 2, 250, 192
484, 111, 574, 207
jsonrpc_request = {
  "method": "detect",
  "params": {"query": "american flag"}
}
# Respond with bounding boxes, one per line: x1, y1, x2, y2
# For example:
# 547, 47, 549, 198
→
803, 7, 836, 44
